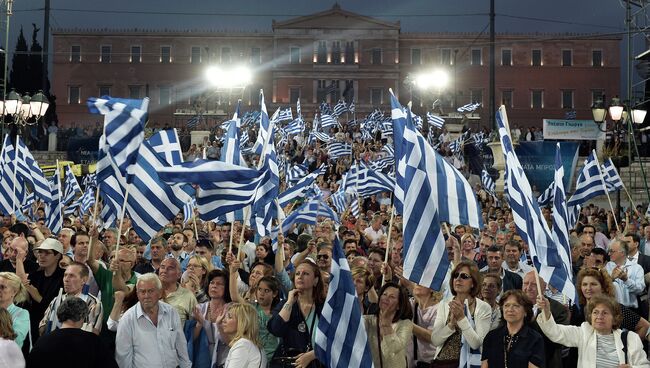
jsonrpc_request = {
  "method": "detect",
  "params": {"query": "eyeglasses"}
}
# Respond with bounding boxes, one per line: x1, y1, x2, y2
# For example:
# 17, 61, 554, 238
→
452, 272, 472, 280
317, 254, 330, 260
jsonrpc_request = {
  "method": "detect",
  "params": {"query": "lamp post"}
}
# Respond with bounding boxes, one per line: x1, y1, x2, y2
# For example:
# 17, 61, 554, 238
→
1, 89, 50, 147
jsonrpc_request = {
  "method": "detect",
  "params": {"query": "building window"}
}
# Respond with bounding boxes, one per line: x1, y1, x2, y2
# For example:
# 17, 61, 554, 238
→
332, 41, 341, 64
562, 50, 572, 66
159, 86, 171, 105
130, 46, 141, 63
345, 42, 355, 64
100, 45, 111, 63
70, 45, 81, 63
289, 87, 301, 104
470, 89, 483, 104
370, 88, 383, 106
411, 49, 421, 65
317, 41, 327, 64
501, 49, 512, 66
251, 47, 261, 65
502, 90, 513, 107
98, 85, 111, 97
191, 47, 201, 64
531, 49, 542, 66
531, 90, 544, 108
221, 47, 231, 64
128, 85, 141, 99
592, 50, 603, 67
471, 49, 482, 66
371, 48, 382, 65
68, 86, 80, 104
290, 47, 301, 64
591, 89, 605, 105
562, 90, 574, 108
440, 48, 451, 65
160, 46, 171, 63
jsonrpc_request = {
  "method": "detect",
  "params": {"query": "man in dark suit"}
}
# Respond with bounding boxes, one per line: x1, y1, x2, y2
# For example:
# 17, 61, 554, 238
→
480, 245, 522, 292
625, 232, 650, 318
522, 271, 569, 368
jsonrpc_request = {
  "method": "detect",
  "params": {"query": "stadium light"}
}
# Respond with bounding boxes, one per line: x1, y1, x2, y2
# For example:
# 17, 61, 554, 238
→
205, 65, 253, 89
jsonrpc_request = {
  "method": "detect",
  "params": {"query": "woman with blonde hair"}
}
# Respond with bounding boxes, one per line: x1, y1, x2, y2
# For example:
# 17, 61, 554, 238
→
0, 272, 30, 347
460, 233, 479, 263
0, 308, 25, 368
220, 302, 266, 368
184, 255, 213, 303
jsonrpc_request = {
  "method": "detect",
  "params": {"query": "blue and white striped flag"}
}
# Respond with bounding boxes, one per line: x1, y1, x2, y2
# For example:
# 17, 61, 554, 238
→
567, 150, 607, 207
278, 165, 327, 208
550, 143, 576, 302
308, 131, 333, 145
601, 158, 624, 192
187, 115, 201, 128
368, 156, 394, 172
63, 165, 82, 205
346, 167, 394, 197
16, 136, 52, 204
427, 112, 445, 129
320, 113, 338, 128
330, 190, 348, 214
284, 118, 305, 135
392, 91, 482, 289
333, 100, 348, 117
21, 192, 34, 216
277, 107, 293, 122
148, 129, 184, 166
536, 181, 554, 207
286, 164, 309, 184
348, 102, 355, 113
82, 173, 96, 189
276, 198, 338, 235
183, 199, 196, 224
252, 96, 274, 155
328, 142, 352, 159
457, 102, 481, 113
497, 106, 574, 301
79, 187, 96, 215
315, 237, 373, 368
646, 203, 650, 220
481, 169, 495, 194
296, 99, 301, 118
96, 135, 125, 226
350, 196, 360, 217
45, 167, 63, 234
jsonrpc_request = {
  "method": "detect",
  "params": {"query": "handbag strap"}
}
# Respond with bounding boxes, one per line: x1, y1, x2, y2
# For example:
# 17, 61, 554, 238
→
412, 302, 419, 362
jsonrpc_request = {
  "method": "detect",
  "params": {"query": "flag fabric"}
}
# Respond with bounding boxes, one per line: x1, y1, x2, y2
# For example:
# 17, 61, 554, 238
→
564, 110, 577, 120
187, 115, 201, 128
286, 164, 309, 184
284, 118, 305, 135
496, 106, 573, 302
550, 143, 576, 302
315, 237, 373, 368
147, 129, 184, 166
62, 165, 82, 205
328, 142, 352, 159
296, 99, 301, 118
277, 107, 293, 122
333, 100, 348, 117
183, 199, 196, 224
278, 165, 326, 208
96, 135, 126, 226
427, 112, 445, 129
16, 136, 52, 204
79, 187, 96, 215
220, 101, 246, 167
601, 158, 624, 192
348, 102, 355, 113
330, 190, 348, 214
481, 169, 495, 194
567, 150, 607, 207
350, 196, 360, 218
276, 198, 338, 235
252, 94, 274, 155
88, 97, 149, 182
457, 102, 481, 113
45, 167, 63, 234
309, 131, 333, 144
82, 173, 97, 189
344, 166, 394, 197
0, 135, 25, 215
320, 113, 338, 128
646, 203, 650, 220
537, 181, 554, 207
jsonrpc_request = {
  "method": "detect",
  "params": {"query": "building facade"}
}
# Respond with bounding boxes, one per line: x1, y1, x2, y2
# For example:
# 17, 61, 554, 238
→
52, 4, 620, 129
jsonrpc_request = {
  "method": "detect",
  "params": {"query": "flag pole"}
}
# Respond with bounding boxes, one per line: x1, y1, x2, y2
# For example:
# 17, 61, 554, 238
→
56, 160, 62, 225
11, 135, 19, 213
592, 152, 620, 232
88, 185, 101, 259
532, 268, 544, 299
278, 201, 296, 262
115, 186, 131, 256
236, 206, 250, 260
381, 203, 395, 286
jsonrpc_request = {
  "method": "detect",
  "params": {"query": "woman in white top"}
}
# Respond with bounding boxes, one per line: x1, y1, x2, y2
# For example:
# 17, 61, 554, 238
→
537, 294, 650, 368
0, 308, 25, 368
430, 260, 492, 366
220, 302, 267, 368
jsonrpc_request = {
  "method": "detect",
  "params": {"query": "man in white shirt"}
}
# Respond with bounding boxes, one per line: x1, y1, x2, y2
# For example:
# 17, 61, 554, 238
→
115, 273, 190, 368
605, 239, 645, 310
363, 215, 385, 247
502, 240, 533, 279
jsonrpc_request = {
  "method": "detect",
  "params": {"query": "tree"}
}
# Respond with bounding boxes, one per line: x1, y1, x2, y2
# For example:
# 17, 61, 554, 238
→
8, 26, 30, 94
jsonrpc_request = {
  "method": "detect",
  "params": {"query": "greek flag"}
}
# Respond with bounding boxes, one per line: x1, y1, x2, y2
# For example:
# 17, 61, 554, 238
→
96, 135, 125, 225
320, 102, 333, 115
330, 190, 348, 214
296, 99, 301, 117
646, 203, 650, 220
348, 102, 355, 113
550, 143, 576, 302
308, 131, 333, 144
567, 150, 607, 207
427, 112, 445, 129
16, 136, 52, 204
601, 158, 624, 192
277, 198, 338, 235
457, 102, 481, 113
187, 115, 201, 128
240, 130, 250, 147
320, 113, 338, 128
277, 107, 293, 122
63, 165, 82, 205
392, 91, 482, 289
252, 91, 273, 155
45, 167, 63, 234
183, 199, 196, 224
368, 156, 394, 171
537, 181, 554, 207
481, 169, 495, 194
448, 138, 461, 154
284, 118, 305, 135
350, 196, 360, 217
79, 187, 96, 215
88, 97, 149, 182
328, 142, 352, 159
333, 100, 348, 117
82, 173, 96, 189
315, 237, 373, 368
496, 106, 574, 302
286, 164, 309, 184
278, 165, 326, 208
148, 129, 184, 166
0, 135, 25, 214
221, 101, 246, 167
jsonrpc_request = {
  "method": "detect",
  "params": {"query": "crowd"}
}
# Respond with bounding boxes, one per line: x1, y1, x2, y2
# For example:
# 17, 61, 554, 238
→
0, 113, 650, 368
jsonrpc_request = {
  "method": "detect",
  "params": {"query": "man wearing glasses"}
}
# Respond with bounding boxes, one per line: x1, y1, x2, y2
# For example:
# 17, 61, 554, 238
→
605, 239, 645, 313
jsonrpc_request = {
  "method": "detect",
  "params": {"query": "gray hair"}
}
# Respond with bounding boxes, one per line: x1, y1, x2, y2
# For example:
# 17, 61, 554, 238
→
137, 273, 162, 290
56, 297, 89, 323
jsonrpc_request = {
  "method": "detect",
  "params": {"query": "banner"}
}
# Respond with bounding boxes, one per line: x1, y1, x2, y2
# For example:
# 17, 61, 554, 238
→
514, 141, 580, 192
543, 119, 606, 141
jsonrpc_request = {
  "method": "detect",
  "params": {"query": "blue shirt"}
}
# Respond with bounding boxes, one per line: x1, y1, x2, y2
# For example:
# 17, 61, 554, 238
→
605, 260, 645, 308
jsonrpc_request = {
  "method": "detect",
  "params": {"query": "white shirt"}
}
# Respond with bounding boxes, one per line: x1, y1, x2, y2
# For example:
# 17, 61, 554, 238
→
225, 338, 266, 368
502, 260, 533, 279
363, 226, 384, 245
605, 260, 645, 308
115, 301, 191, 368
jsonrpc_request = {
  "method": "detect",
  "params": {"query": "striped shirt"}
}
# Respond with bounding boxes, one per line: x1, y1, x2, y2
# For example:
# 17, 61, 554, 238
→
595, 333, 619, 368
39, 292, 103, 334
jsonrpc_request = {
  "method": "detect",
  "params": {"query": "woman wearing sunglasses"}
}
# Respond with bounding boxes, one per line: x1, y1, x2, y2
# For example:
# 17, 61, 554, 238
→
431, 260, 491, 367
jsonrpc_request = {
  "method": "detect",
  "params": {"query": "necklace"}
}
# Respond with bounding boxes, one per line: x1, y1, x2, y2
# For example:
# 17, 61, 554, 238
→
503, 331, 519, 368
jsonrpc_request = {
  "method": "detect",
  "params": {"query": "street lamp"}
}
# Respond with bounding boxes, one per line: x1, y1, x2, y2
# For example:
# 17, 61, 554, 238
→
1, 89, 50, 126
413, 69, 450, 91
205, 65, 252, 89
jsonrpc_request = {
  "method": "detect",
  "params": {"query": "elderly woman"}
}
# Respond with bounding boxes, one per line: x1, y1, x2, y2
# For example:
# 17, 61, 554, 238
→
219, 303, 267, 368
0, 272, 30, 348
537, 294, 650, 367
481, 290, 545, 368
363, 281, 413, 368
431, 260, 491, 367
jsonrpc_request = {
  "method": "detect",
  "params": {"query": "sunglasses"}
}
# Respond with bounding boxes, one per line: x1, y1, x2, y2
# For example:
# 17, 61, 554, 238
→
317, 254, 330, 260
452, 272, 472, 280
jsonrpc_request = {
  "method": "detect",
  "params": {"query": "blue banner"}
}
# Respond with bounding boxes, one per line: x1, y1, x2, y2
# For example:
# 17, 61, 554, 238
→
513, 141, 580, 192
